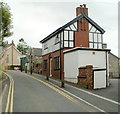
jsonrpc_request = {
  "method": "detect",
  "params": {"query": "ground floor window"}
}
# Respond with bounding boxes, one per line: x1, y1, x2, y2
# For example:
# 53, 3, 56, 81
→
44, 59, 47, 70
54, 55, 60, 70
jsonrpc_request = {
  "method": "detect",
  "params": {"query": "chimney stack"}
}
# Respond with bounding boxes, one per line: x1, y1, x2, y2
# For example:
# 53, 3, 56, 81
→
76, 4, 88, 16
102, 43, 107, 49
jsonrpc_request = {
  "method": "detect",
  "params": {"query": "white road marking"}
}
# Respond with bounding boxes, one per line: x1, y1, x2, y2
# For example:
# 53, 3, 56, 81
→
3, 72, 14, 112
23, 72, 106, 112
46, 80, 106, 112
0, 84, 7, 113
50, 78, 120, 105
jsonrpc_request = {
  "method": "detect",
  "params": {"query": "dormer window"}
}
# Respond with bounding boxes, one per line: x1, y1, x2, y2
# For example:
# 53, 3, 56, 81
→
44, 43, 48, 50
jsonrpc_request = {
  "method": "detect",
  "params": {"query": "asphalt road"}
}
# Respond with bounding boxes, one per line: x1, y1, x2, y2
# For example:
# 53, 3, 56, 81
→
6, 70, 105, 112
23, 71, 119, 113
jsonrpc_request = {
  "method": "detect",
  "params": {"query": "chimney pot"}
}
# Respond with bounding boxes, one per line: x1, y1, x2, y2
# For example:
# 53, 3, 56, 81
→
83, 4, 86, 8
80, 5, 82, 7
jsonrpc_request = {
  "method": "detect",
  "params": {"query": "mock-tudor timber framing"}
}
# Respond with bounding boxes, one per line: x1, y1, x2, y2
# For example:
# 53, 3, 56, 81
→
40, 13, 105, 44
40, 4, 106, 81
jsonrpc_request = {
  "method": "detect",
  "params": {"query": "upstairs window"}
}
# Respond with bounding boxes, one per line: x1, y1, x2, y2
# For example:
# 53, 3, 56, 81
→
89, 23, 103, 49
64, 30, 74, 48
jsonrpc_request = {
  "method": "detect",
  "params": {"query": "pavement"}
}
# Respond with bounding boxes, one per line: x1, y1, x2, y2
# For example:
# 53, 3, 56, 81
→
4, 70, 120, 112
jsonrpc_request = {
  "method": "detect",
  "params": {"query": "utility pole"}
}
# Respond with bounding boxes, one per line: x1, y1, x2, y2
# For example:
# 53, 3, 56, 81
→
30, 48, 33, 75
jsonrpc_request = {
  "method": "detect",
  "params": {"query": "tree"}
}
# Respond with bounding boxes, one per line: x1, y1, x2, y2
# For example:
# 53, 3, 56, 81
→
17, 38, 30, 55
0, 2, 13, 45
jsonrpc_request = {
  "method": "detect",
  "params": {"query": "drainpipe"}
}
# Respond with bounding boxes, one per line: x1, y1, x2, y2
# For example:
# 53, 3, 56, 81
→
60, 31, 64, 88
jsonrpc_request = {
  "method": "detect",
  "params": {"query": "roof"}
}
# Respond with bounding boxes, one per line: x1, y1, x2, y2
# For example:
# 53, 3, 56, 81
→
32, 48, 42, 56
109, 52, 120, 59
1, 45, 23, 56
40, 13, 105, 43
63, 47, 111, 54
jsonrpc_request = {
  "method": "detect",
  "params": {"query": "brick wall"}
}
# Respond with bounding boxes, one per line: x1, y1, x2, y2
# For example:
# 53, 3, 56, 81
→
42, 49, 65, 79
77, 65, 93, 89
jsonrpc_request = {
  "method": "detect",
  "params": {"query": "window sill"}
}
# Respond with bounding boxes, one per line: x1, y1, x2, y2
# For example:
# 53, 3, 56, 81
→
54, 68, 60, 71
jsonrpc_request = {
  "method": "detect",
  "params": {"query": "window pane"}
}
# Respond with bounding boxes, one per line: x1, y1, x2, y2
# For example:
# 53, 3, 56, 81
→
44, 60, 47, 70
94, 43, 97, 48
98, 44, 102, 49
69, 42, 73, 47
94, 34, 97, 42
69, 31, 73, 40
89, 33, 93, 42
64, 31, 68, 40
64, 41, 68, 47
89, 43, 93, 48
98, 34, 102, 42
54, 56, 60, 70
60, 40, 63, 48
61, 31, 63, 41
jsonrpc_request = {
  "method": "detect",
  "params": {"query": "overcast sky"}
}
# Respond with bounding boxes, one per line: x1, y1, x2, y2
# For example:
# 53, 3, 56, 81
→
3, 0, 119, 56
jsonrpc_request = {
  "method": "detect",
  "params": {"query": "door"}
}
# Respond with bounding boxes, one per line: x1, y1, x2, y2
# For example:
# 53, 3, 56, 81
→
94, 70, 106, 89
50, 58, 52, 77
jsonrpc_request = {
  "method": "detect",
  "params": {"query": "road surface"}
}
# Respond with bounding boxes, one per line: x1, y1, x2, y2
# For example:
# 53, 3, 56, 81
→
5, 70, 119, 112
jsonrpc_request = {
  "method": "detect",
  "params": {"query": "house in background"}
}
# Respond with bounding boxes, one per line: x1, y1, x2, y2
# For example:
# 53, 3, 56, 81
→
24, 48, 42, 73
109, 52, 120, 78
32, 48, 42, 73
1, 41, 24, 70
40, 4, 110, 89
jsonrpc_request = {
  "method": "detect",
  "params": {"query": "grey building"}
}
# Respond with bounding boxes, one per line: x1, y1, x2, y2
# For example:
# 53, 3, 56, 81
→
26, 48, 42, 73
109, 52, 120, 78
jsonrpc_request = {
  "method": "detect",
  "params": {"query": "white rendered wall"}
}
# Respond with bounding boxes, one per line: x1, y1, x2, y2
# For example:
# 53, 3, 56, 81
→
42, 36, 60, 56
64, 50, 108, 83
78, 50, 106, 68
94, 70, 106, 89
64, 51, 79, 83
107, 51, 110, 86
